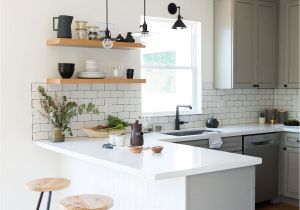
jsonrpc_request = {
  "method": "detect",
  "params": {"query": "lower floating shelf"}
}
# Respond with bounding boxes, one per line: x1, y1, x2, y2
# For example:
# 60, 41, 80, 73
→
47, 78, 146, 84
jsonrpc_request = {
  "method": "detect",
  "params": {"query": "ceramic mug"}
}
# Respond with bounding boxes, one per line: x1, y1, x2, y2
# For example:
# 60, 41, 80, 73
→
109, 134, 116, 145
115, 135, 126, 147
126, 69, 134, 79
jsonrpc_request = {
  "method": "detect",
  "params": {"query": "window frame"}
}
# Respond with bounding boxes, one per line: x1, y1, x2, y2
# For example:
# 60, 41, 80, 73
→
141, 17, 200, 116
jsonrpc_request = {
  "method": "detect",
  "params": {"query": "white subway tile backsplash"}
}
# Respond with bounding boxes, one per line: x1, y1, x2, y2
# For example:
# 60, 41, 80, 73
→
31, 83, 299, 140
78, 84, 91, 91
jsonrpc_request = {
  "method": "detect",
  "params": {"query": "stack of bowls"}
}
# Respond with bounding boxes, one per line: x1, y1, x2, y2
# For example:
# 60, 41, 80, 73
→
78, 59, 106, 79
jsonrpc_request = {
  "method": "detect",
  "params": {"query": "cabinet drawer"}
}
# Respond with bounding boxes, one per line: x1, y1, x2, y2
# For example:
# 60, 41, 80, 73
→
176, 136, 242, 152
284, 132, 300, 148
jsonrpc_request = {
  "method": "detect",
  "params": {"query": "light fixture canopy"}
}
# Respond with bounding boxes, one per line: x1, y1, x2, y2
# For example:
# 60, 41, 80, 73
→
168, 3, 187, 29
102, 0, 113, 49
132, 0, 151, 43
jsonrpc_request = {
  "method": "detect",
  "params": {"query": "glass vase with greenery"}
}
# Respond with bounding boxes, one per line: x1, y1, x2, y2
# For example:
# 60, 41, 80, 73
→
38, 86, 99, 142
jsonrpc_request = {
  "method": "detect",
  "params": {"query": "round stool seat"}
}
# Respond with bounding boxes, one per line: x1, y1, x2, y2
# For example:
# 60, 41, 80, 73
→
26, 178, 70, 192
60, 194, 113, 210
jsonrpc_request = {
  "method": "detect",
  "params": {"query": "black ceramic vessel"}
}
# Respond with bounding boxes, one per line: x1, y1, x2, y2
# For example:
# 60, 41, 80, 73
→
58, 63, 75, 78
53, 15, 73, 38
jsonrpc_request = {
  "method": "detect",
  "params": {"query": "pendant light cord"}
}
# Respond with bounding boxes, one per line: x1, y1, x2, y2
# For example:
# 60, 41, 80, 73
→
106, 0, 108, 30
144, 0, 146, 23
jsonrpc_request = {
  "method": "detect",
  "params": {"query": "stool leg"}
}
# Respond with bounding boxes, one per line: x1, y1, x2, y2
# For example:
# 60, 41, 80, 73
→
36, 192, 44, 210
46, 191, 52, 210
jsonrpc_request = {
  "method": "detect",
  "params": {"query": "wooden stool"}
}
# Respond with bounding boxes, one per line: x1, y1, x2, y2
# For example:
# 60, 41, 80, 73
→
26, 178, 70, 210
59, 194, 113, 210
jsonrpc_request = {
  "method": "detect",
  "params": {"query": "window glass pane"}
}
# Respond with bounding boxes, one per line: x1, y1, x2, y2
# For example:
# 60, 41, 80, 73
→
141, 20, 192, 67
142, 68, 193, 113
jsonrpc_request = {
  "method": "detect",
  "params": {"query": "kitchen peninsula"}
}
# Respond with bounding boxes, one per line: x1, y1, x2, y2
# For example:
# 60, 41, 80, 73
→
36, 131, 262, 210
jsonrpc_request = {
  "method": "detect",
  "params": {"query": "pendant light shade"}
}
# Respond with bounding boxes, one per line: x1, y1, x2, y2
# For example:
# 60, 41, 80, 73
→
168, 3, 187, 29
102, 0, 113, 49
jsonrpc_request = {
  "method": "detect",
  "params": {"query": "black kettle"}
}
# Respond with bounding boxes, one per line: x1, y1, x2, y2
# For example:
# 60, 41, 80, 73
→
206, 114, 219, 128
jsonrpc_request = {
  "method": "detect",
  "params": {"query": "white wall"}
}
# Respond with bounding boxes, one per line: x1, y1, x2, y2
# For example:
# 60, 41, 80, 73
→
0, 0, 213, 209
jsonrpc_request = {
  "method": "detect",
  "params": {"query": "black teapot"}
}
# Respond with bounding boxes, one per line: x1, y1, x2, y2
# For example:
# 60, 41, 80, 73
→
206, 114, 219, 128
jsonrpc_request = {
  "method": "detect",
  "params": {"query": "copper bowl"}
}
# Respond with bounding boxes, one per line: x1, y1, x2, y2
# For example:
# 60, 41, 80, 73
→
130, 146, 143, 154
151, 146, 164, 153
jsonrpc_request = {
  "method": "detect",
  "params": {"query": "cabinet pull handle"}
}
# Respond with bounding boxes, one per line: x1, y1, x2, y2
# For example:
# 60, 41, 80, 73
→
257, 84, 260, 88
296, 140, 300, 143
283, 148, 287, 150
284, 84, 288, 88
253, 84, 256, 87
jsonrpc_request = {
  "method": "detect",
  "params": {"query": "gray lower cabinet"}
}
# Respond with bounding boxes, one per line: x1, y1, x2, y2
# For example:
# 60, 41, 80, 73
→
278, 0, 300, 88
176, 136, 243, 153
281, 132, 300, 199
214, 0, 277, 89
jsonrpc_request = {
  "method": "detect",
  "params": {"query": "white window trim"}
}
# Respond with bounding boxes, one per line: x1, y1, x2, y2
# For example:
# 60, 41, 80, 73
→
141, 17, 201, 117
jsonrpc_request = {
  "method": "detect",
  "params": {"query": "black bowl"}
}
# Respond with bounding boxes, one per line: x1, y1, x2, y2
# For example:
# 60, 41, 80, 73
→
58, 63, 75, 79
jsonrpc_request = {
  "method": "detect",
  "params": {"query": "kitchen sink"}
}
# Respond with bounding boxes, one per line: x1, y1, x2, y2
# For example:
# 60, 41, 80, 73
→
163, 129, 217, 137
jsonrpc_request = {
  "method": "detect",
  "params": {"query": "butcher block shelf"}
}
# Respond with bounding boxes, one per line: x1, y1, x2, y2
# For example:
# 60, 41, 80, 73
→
47, 78, 146, 84
46, 38, 145, 49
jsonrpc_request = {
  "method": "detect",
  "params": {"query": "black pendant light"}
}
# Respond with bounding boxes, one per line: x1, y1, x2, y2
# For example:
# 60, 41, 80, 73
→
132, 0, 150, 42
168, 3, 187, 29
102, 0, 113, 49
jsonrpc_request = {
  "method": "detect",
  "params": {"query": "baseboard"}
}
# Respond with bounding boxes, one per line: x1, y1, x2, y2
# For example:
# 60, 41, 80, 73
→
277, 195, 300, 207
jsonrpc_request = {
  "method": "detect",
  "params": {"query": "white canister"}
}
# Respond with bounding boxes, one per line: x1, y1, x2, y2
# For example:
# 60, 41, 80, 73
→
115, 135, 126, 147
259, 117, 266, 124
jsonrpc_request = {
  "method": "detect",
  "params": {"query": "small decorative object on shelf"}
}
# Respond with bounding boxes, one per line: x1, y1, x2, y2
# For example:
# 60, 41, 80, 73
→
125, 32, 135, 43
206, 114, 219, 128
258, 112, 266, 124
115, 34, 125, 42
37, 86, 99, 142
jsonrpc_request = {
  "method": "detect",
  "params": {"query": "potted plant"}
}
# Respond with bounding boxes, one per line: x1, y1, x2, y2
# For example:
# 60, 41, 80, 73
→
259, 112, 266, 124
37, 86, 99, 142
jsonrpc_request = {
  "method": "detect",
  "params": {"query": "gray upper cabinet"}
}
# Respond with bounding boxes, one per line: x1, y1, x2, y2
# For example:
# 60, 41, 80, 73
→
214, 0, 277, 89
256, 1, 277, 88
278, 0, 299, 88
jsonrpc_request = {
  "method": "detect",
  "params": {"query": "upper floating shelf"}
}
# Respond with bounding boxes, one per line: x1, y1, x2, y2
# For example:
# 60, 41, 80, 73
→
47, 78, 146, 84
46, 38, 145, 49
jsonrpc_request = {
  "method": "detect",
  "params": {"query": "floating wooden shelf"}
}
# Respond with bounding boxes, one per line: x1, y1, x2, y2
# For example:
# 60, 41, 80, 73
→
46, 38, 145, 49
47, 78, 146, 84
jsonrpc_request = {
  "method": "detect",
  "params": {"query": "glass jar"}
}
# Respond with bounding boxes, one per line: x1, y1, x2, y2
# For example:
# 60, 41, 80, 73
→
76, 28, 87, 40
76, 21, 88, 29
87, 26, 99, 40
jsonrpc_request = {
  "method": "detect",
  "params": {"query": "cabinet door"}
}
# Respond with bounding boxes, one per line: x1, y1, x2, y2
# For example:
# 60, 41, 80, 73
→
256, 1, 276, 88
285, 0, 299, 88
283, 147, 300, 199
234, 0, 256, 88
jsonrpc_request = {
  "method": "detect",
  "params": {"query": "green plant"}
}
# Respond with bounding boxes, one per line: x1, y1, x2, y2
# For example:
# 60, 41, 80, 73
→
259, 112, 265, 118
107, 115, 128, 129
38, 86, 99, 136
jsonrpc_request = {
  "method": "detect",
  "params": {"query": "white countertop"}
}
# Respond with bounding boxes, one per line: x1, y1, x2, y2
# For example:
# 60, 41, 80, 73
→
161, 123, 300, 142
35, 124, 298, 180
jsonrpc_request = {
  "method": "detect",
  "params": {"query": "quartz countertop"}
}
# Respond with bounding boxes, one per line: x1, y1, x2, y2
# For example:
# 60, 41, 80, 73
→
35, 124, 298, 180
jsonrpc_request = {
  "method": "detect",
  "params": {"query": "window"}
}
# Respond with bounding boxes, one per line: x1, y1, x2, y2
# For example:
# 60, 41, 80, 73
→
141, 17, 201, 115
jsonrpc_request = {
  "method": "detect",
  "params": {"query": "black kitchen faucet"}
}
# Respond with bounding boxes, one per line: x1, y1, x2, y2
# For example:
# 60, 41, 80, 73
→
175, 105, 192, 130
